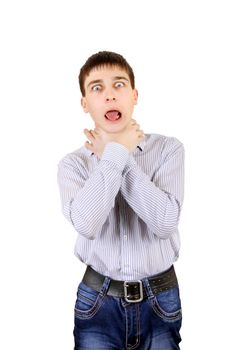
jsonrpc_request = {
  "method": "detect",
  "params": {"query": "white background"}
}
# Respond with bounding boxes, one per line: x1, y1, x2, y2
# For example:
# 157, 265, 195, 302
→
0, 0, 237, 349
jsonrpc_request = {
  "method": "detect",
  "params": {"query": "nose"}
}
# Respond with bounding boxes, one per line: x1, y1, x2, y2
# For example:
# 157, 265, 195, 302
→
105, 88, 116, 102
106, 96, 116, 102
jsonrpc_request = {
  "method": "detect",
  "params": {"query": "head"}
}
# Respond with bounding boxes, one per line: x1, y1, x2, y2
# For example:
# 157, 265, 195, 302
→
79, 51, 138, 133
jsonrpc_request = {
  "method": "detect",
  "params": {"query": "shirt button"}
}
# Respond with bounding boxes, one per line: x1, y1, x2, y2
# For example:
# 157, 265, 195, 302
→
124, 235, 127, 240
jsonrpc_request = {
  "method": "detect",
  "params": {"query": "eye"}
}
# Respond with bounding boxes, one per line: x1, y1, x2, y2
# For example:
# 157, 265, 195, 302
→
92, 85, 102, 92
115, 82, 125, 88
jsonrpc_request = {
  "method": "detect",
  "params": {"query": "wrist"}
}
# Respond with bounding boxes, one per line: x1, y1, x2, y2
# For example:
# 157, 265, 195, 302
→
101, 142, 130, 171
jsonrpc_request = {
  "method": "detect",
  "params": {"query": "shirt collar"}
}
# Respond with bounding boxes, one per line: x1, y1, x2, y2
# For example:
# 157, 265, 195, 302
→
89, 138, 145, 156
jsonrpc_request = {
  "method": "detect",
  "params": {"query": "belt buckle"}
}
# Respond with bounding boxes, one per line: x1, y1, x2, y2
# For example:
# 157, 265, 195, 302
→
123, 280, 143, 303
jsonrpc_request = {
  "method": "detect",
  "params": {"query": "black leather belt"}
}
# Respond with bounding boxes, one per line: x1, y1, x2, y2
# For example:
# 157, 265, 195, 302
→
82, 265, 178, 303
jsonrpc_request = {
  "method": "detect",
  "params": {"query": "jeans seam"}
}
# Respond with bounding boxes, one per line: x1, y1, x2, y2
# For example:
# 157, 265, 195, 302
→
126, 304, 141, 349
130, 304, 141, 349
74, 294, 105, 320
77, 292, 97, 306
151, 298, 182, 322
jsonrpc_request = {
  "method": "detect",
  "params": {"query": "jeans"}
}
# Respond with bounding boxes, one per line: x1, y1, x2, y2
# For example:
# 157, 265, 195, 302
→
73, 275, 182, 350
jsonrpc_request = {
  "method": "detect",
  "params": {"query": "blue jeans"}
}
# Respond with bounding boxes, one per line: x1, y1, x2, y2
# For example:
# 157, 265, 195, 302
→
74, 275, 182, 349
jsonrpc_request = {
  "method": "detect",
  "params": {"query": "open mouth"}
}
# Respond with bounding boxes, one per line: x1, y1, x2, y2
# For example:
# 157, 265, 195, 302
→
105, 110, 122, 121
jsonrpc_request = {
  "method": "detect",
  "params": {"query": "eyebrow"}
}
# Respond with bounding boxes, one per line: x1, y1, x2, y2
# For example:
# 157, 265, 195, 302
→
86, 76, 129, 89
113, 76, 129, 82
87, 79, 102, 89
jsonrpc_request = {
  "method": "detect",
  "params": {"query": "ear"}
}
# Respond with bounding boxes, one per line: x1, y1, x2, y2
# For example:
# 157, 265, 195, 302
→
81, 97, 89, 113
133, 89, 138, 105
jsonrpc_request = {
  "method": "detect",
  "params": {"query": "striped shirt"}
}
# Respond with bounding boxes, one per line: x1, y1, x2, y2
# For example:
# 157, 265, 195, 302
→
57, 133, 185, 280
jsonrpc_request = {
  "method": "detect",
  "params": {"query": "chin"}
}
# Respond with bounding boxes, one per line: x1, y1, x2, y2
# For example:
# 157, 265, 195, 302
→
105, 126, 126, 134
105, 121, 129, 134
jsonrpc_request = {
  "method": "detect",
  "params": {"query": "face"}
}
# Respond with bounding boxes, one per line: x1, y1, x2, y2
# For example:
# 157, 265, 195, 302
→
81, 65, 138, 134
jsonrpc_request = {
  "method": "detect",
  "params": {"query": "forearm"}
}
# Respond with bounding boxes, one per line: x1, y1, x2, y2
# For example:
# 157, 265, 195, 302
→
58, 143, 130, 239
121, 144, 184, 239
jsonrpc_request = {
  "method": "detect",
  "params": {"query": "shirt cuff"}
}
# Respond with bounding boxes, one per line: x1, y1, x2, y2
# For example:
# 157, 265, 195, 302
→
123, 155, 137, 175
101, 142, 130, 172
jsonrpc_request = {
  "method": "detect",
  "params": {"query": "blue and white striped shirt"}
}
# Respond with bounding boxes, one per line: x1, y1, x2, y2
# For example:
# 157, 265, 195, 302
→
57, 133, 185, 280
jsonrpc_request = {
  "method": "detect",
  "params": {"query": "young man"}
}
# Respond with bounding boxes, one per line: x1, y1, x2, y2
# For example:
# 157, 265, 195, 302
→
57, 51, 185, 349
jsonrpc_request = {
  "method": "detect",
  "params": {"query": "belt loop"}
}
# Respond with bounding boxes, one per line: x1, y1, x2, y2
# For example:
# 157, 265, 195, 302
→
99, 276, 111, 297
143, 278, 155, 299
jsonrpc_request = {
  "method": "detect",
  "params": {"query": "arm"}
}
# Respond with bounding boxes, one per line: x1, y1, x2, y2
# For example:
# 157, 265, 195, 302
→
57, 142, 130, 239
120, 138, 185, 239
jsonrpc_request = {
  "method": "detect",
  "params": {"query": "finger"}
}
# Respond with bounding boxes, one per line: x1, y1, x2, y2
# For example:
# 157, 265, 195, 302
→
84, 128, 94, 136
90, 130, 97, 138
137, 129, 144, 136
133, 123, 140, 131
89, 129, 96, 138
84, 128, 91, 135
84, 129, 95, 141
131, 119, 139, 127
84, 141, 93, 150
138, 134, 144, 140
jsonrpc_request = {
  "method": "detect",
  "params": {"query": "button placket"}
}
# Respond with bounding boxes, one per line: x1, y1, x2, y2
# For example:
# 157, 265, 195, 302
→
118, 194, 130, 273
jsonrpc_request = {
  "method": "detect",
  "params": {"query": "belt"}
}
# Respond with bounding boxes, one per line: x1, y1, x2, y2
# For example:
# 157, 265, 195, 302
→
82, 265, 178, 303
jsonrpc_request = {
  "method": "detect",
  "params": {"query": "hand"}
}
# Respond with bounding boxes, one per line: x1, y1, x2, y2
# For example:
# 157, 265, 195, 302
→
111, 119, 145, 152
84, 119, 145, 158
83, 128, 108, 159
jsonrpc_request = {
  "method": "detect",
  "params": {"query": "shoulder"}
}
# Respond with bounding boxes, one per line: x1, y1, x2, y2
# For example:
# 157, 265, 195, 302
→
145, 133, 184, 154
57, 145, 91, 173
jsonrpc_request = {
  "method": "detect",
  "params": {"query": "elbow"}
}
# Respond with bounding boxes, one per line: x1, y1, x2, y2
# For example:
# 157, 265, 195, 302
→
70, 212, 97, 240
62, 202, 96, 240
73, 220, 96, 240
156, 224, 178, 239
156, 197, 182, 239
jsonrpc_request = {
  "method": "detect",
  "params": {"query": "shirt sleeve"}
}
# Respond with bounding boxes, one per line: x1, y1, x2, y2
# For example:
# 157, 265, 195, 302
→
120, 137, 185, 239
57, 142, 130, 239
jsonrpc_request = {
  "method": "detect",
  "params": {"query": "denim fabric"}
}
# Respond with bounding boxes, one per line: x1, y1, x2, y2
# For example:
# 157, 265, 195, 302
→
74, 276, 182, 350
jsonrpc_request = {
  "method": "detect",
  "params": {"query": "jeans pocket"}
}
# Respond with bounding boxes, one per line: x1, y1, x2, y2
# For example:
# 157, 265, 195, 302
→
74, 282, 105, 320
151, 286, 182, 322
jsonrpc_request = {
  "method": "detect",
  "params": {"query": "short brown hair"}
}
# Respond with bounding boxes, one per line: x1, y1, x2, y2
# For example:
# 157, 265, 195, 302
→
79, 51, 135, 96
